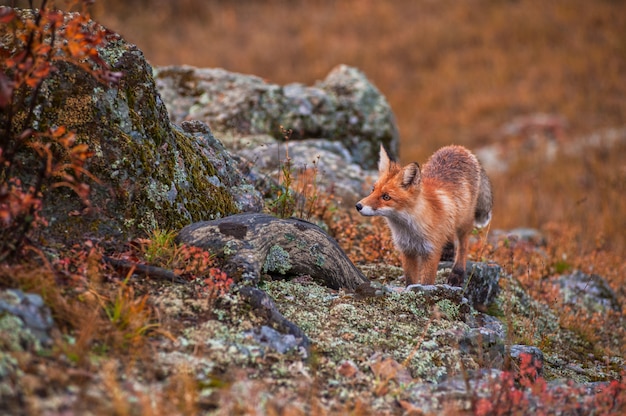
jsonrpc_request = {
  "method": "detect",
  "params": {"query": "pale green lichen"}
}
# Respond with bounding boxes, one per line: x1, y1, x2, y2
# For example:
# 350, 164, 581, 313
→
263, 245, 292, 275
0, 350, 21, 397
223, 240, 239, 256
309, 243, 325, 267
436, 299, 460, 321
0, 314, 42, 353
262, 279, 476, 382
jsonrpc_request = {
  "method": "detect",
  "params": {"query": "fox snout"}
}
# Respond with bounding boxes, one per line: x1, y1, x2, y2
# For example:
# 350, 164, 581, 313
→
355, 201, 378, 216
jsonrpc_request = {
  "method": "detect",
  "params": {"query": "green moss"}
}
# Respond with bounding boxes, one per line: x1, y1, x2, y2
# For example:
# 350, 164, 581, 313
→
21, 41, 240, 241
171, 128, 238, 216
103, 121, 238, 235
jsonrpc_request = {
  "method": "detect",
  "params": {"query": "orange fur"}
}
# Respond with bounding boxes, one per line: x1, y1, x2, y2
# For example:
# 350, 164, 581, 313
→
356, 145, 492, 286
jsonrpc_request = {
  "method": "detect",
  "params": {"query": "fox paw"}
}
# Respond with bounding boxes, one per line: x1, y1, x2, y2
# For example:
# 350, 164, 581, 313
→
447, 268, 465, 287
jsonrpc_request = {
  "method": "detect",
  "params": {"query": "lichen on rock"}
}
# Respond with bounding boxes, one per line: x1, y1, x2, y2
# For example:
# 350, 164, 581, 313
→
154, 64, 400, 170
263, 245, 292, 275
1, 11, 263, 245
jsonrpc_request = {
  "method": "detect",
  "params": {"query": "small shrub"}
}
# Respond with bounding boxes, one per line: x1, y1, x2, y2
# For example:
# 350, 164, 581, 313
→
474, 354, 626, 415
133, 229, 233, 305
0, 2, 121, 261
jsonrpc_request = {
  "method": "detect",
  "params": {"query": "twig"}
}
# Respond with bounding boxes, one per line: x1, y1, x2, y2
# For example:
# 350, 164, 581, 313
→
103, 256, 186, 284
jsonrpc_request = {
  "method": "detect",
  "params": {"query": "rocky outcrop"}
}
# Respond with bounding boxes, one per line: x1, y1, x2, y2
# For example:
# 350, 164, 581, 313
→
553, 270, 621, 314
231, 136, 372, 202
1, 11, 262, 245
154, 64, 400, 171
154, 64, 401, 202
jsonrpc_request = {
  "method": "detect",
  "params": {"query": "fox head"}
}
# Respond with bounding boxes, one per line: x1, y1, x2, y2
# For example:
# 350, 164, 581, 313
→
355, 145, 421, 217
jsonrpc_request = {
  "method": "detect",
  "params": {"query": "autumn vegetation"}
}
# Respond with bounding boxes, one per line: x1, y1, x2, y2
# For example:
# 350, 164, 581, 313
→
1, 0, 625, 414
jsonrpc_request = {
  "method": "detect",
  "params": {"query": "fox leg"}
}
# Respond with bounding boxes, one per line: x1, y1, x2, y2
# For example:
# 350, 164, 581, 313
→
448, 227, 470, 286
401, 253, 420, 285
418, 248, 442, 286
403, 249, 441, 286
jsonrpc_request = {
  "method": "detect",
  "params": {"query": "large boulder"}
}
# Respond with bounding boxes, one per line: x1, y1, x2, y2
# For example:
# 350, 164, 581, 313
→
154, 64, 400, 170
1, 11, 262, 244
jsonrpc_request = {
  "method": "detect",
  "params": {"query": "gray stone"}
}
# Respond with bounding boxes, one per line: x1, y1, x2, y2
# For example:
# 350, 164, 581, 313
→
439, 261, 502, 309
510, 344, 545, 376
243, 325, 299, 354
237, 137, 373, 202
154, 64, 400, 170
461, 314, 507, 369
0, 289, 54, 347
553, 271, 621, 313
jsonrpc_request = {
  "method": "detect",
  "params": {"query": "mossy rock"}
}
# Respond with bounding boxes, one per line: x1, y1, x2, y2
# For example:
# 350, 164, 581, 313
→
1, 11, 262, 245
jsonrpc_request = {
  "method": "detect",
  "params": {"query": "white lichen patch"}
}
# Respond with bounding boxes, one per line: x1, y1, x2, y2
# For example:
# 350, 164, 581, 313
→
263, 245, 292, 275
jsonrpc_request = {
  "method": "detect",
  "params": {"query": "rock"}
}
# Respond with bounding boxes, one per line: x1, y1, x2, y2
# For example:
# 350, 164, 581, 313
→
315, 65, 400, 168
552, 271, 621, 314
0, 289, 54, 349
1, 11, 262, 245
489, 228, 547, 247
408, 283, 468, 310
178, 121, 264, 213
176, 213, 369, 289
406, 368, 502, 413
510, 345, 545, 376
476, 115, 626, 174
243, 325, 300, 354
405, 368, 614, 414
475, 112, 566, 173
461, 314, 507, 369
154, 64, 400, 170
438, 261, 502, 309
236, 137, 374, 202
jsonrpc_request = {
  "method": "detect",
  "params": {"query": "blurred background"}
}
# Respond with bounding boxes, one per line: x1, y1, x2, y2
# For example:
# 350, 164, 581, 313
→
3, 0, 625, 252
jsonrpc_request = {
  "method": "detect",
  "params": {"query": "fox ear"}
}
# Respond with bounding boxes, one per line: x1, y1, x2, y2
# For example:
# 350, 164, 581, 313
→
378, 144, 391, 173
401, 163, 421, 188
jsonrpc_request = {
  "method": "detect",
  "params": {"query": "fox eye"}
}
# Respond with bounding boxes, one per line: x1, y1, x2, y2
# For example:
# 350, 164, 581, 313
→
382, 193, 391, 201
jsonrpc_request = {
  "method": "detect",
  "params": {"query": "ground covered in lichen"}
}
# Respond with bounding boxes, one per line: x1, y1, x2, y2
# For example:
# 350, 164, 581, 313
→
1, 234, 624, 415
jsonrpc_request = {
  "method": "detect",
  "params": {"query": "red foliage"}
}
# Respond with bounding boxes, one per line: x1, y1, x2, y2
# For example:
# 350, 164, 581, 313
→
0, 3, 120, 260
172, 244, 234, 302
474, 353, 626, 415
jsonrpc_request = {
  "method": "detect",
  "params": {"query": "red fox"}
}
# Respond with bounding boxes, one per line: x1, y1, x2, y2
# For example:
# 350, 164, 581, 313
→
356, 145, 492, 286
